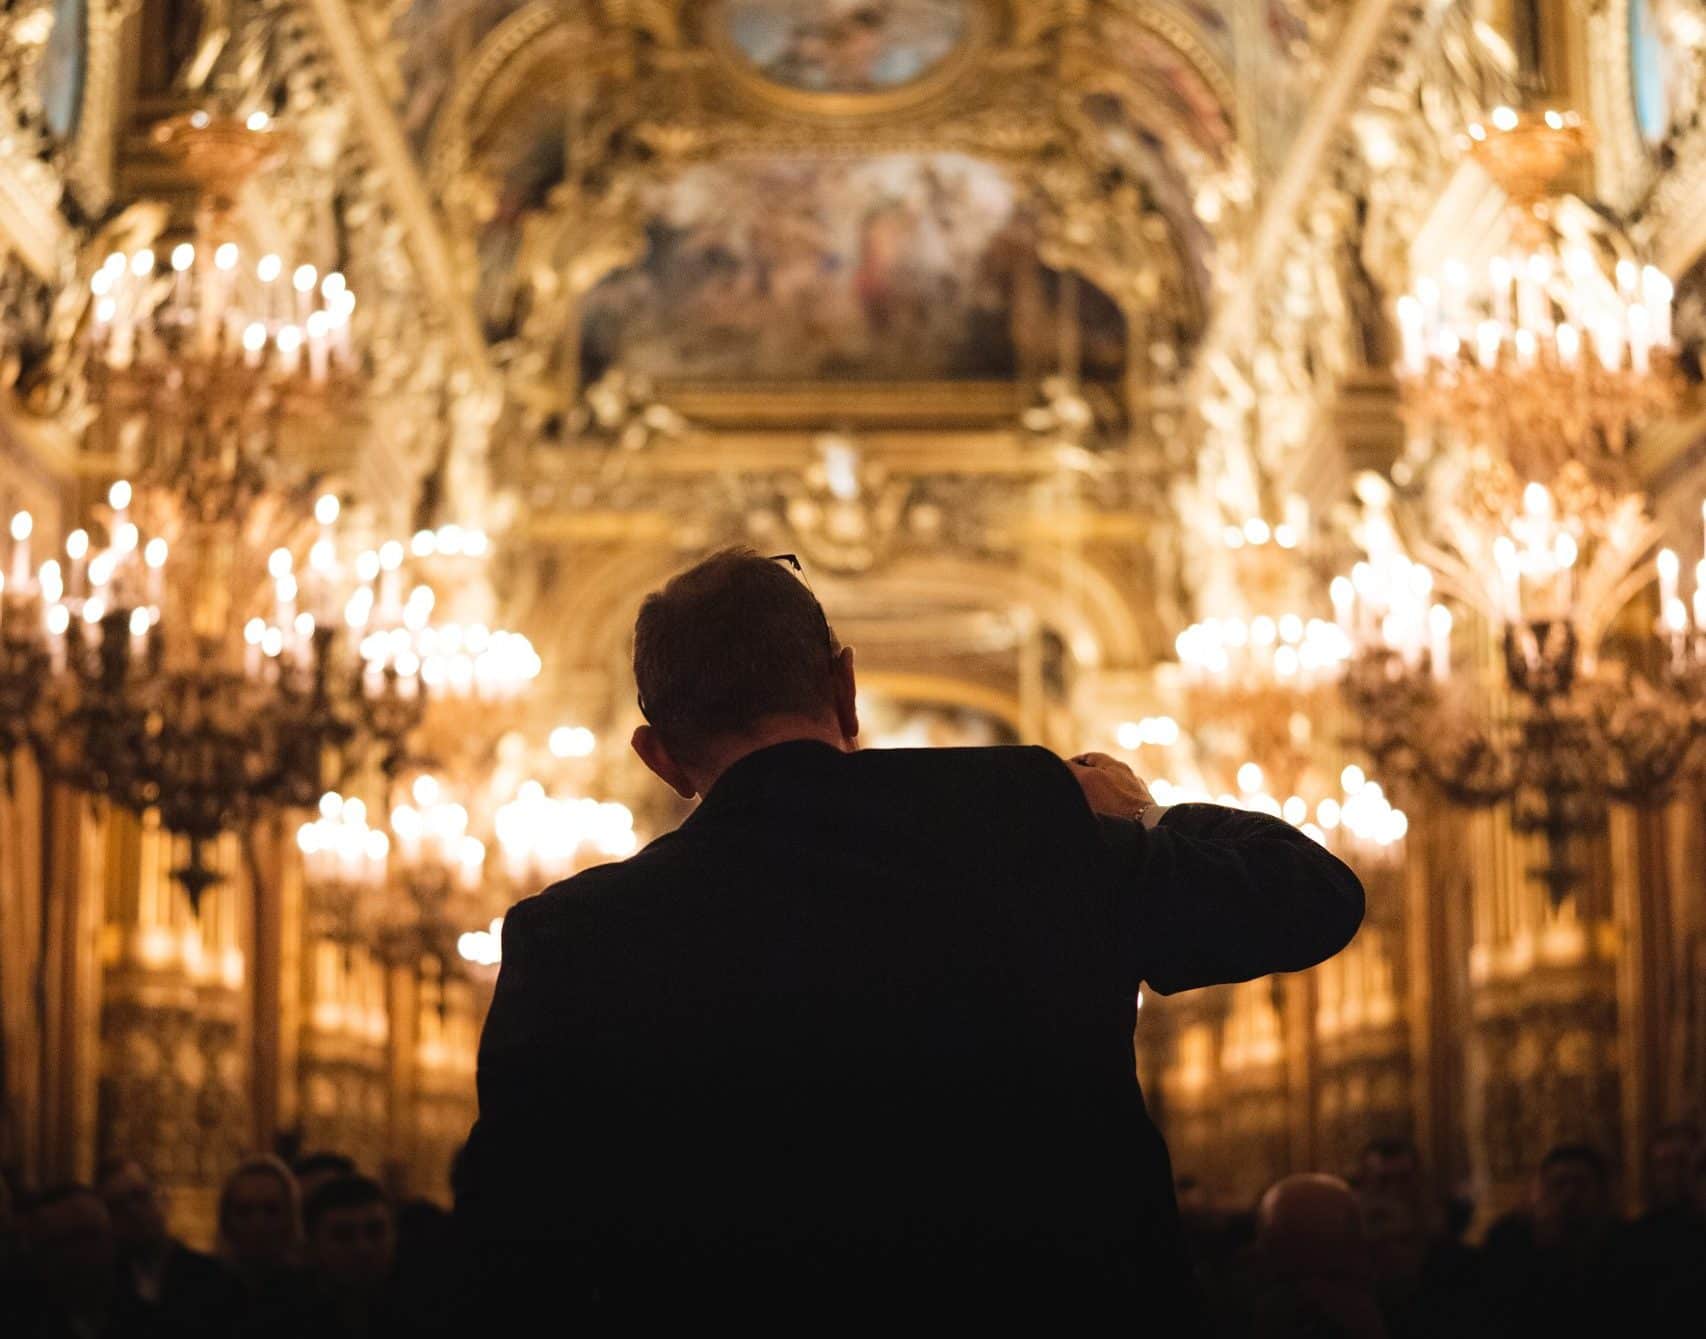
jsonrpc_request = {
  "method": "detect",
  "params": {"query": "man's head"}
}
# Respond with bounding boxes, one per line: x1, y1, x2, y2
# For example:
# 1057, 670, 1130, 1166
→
1257, 1174, 1372, 1284
95, 1158, 166, 1254
631, 549, 858, 797
219, 1155, 302, 1269
1645, 1122, 1701, 1212
304, 1174, 393, 1294
1357, 1136, 1422, 1206
22, 1185, 116, 1298
1535, 1144, 1613, 1240
291, 1151, 356, 1206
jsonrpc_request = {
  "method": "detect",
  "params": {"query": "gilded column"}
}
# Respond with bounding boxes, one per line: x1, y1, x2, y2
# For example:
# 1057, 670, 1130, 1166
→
1403, 789, 1474, 1202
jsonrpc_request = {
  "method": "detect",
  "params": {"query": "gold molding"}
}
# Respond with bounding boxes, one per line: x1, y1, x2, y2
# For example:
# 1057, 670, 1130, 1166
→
0, 155, 67, 280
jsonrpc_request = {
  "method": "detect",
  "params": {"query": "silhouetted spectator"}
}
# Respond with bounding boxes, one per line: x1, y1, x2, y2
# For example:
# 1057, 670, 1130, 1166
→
1615, 1124, 1706, 1336
218, 1155, 313, 1338
95, 1159, 240, 1338
1353, 1138, 1492, 1339
0, 1169, 22, 1291
9, 1183, 132, 1338
1248, 1173, 1388, 1338
1481, 1144, 1623, 1338
392, 1198, 455, 1336
291, 1152, 357, 1208
303, 1174, 404, 1338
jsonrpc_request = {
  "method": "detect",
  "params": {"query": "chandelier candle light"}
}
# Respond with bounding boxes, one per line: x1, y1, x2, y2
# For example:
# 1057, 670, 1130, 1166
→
1394, 107, 1680, 467
1336, 470, 1704, 899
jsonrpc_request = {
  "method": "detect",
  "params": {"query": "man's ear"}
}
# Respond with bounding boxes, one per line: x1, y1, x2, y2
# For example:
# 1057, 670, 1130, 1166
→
631, 724, 698, 800
831, 645, 859, 744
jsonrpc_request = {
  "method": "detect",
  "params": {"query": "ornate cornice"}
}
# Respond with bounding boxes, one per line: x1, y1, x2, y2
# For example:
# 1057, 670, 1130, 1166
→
0, 153, 67, 280
300, 0, 491, 374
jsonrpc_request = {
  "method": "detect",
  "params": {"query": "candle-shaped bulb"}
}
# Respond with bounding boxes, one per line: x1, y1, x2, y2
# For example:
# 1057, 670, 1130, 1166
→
66, 528, 88, 560
143, 537, 168, 569
256, 253, 282, 284
293, 264, 317, 294
108, 479, 132, 512
10, 510, 31, 542
267, 547, 294, 579
314, 493, 340, 526
1522, 482, 1551, 520
215, 242, 239, 271
171, 243, 195, 272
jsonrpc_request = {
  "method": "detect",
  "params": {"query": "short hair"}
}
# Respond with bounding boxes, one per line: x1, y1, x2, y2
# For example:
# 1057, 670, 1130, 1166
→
22, 1183, 103, 1216
218, 1155, 302, 1245
292, 1151, 356, 1183
1540, 1144, 1610, 1180
303, 1174, 387, 1235
1359, 1136, 1419, 1164
633, 549, 839, 764
94, 1157, 145, 1190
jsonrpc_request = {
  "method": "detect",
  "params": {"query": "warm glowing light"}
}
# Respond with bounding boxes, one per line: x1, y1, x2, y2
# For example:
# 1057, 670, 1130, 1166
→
549, 726, 598, 759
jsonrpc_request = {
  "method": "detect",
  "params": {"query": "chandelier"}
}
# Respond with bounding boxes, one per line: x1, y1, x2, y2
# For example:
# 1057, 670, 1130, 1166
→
0, 112, 454, 904
1336, 468, 1704, 899
297, 774, 491, 970
0, 479, 437, 903
1393, 108, 1681, 472
1169, 512, 1350, 787
494, 780, 637, 889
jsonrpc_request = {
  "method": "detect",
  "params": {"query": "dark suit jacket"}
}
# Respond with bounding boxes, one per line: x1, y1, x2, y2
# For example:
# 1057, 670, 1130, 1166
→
455, 741, 1363, 1327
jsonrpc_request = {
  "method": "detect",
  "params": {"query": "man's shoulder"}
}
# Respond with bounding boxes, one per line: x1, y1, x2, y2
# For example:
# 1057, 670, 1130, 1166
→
509, 831, 688, 926
846, 742, 1071, 786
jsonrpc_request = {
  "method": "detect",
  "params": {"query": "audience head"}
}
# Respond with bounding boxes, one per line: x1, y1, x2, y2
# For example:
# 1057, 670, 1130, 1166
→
1356, 1136, 1421, 1205
1644, 1121, 1701, 1212
1535, 1143, 1614, 1241
21, 1184, 116, 1298
631, 548, 858, 797
219, 1154, 302, 1271
95, 1157, 167, 1254
304, 1173, 394, 1294
292, 1151, 357, 1206
1258, 1173, 1373, 1284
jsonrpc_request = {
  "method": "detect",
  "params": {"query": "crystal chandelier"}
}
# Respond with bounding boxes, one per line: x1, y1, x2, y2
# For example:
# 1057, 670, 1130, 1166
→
1336, 468, 1704, 898
494, 780, 637, 890
1393, 108, 1682, 472
0, 112, 446, 904
1169, 513, 1350, 787
0, 479, 400, 903
298, 775, 492, 969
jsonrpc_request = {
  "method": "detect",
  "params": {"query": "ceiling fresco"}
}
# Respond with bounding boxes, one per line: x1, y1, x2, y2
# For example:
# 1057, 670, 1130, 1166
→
577, 155, 1127, 384
721, 0, 971, 95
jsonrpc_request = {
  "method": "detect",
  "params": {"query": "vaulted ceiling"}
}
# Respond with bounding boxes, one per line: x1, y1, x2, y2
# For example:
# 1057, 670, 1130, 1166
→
352, 0, 1302, 403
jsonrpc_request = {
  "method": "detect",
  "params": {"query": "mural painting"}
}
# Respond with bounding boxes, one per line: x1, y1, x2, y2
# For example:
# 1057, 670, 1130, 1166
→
580, 154, 1126, 383
723, 0, 967, 94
